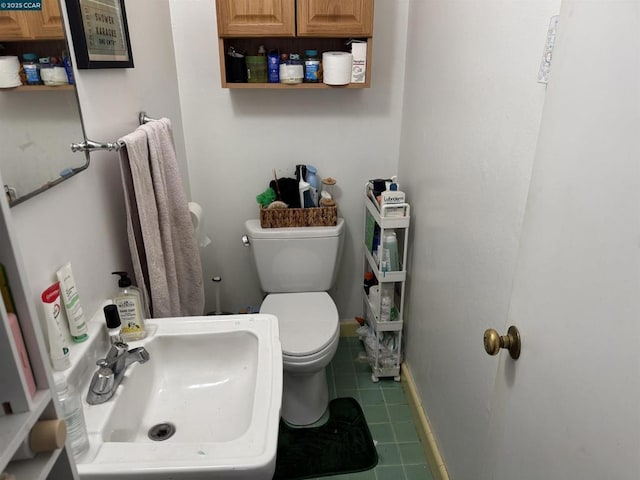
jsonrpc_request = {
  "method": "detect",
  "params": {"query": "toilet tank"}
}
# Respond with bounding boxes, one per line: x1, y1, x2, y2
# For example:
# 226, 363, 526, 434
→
245, 218, 345, 293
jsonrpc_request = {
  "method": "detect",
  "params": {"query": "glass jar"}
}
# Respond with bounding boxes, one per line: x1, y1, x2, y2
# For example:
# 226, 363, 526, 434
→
304, 49, 321, 83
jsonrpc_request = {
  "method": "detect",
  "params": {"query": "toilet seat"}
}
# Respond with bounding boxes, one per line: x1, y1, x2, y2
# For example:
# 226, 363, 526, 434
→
260, 292, 339, 357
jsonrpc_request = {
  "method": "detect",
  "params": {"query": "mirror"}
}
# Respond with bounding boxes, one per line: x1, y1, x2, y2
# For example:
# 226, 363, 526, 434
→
0, 4, 88, 207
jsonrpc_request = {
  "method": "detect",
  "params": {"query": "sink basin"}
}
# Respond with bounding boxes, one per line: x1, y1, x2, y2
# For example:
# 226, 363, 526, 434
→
76, 315, 282, 479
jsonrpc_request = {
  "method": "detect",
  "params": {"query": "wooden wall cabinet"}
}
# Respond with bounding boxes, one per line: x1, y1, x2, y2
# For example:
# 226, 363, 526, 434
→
0, 0, 64, 41
215, 0, 374, 89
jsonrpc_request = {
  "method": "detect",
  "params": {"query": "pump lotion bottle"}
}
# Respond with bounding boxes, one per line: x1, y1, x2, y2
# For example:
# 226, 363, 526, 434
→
112, 272, 146, 341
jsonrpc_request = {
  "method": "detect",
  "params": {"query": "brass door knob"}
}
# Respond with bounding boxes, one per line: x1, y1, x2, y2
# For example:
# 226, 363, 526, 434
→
483, 326, 521, 359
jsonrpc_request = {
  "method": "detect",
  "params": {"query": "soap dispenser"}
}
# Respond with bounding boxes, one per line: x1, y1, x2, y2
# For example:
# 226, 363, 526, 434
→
112, 272, 146, 341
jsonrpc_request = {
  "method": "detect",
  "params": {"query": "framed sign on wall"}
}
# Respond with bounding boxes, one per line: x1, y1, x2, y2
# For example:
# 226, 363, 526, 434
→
65, 0, 134, 69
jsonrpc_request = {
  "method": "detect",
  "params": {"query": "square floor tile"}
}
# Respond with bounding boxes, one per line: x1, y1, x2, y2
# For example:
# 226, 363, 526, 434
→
359, 389, 385, 406
348, 469, 377, 479
375, 465, 406, 480
368, 423, 394, 443
357, 372, 379, 389
388, 403, 413, 422
399, 442, 428, 465
334, 373, 357, 390
376, 443, 402, 466
393, 421, 420, 443
404, 463, 435, 479
363, 404, 389, 424
383, 387, 408, 405
335, 388, 360, 402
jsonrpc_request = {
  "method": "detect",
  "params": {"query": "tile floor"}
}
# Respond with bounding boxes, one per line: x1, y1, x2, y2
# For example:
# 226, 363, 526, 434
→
311, 335, 435, 480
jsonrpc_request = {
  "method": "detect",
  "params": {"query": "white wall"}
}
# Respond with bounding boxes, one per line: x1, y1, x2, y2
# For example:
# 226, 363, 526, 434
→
169, 0, 409, 316
397, 1, 559, 478
8, 0, 187, 334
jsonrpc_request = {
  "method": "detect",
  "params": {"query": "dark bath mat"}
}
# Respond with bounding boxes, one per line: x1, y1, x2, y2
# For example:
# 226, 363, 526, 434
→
273, 397, 378, 480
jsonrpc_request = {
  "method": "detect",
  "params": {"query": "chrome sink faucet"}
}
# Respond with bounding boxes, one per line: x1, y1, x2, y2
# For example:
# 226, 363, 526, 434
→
86, 342, 150, 405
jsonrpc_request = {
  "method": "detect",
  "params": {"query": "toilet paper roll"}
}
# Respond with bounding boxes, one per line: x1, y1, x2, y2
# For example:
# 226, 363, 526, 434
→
322, 51, 353, 85
0, 57, 21, 88
188, 202, 212, 248
0, 56, 20, 73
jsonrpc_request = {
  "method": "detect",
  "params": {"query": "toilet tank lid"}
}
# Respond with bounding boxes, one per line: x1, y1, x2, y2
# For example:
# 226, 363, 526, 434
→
245, 218, 344, 240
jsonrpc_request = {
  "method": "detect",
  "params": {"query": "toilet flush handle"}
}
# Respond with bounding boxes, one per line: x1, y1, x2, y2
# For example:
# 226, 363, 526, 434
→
241, 235, 250, 247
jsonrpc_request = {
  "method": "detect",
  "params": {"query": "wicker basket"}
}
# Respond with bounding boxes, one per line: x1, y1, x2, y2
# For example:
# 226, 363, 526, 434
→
259, 206, 338, 228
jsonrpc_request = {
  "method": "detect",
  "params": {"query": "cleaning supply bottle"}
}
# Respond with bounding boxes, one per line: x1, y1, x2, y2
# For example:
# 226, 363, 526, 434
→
112, 272, 146, 341
53, 373, 89, 458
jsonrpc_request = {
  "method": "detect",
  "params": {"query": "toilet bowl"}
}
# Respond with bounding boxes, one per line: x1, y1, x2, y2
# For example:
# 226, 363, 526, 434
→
260, 292, 339, 425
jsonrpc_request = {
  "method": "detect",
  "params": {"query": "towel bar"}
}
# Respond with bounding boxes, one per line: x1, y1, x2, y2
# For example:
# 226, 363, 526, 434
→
70, 139, 124, 153
70, 111, 160, 153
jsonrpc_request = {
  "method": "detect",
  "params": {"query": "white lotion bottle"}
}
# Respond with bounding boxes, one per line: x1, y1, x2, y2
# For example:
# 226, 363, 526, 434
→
56, 262, 88, 343
379, 183, 406, 217
112, 272, 146, 341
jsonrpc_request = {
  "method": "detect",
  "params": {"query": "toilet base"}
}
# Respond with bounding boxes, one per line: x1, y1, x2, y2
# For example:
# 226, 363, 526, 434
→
282, 369, 329, 426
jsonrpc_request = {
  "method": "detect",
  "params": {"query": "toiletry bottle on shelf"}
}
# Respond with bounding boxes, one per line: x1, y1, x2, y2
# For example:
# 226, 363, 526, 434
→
103, 304, 123, 345
53, 373, 89, 458
382, 230, 400, 271
56, 262, 88, 343
306, 165, 320, 207
380, 183, 406, 217
380, 284, 393, 322
112, 272, 146, 341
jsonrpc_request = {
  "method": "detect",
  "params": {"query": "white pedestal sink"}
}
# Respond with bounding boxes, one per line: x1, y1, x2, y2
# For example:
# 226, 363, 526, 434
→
76, 314, 282, 479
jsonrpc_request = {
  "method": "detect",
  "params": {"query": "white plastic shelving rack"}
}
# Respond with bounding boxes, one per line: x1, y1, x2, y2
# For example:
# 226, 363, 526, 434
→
0, 171, 78, 478
361, 183, 410, 382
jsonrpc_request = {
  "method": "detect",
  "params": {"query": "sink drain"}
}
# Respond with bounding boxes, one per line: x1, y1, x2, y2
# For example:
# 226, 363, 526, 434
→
148, 422, 176, 441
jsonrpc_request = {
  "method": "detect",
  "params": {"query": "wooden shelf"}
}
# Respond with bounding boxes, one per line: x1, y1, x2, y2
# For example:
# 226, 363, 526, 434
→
0, 390, 51, 471
1, 85, 75, 92
225, 82, 367, 89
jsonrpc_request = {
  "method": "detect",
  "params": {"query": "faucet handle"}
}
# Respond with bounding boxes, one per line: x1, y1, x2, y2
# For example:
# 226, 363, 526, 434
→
104, 342, 129, 363
91, 362, 115, 395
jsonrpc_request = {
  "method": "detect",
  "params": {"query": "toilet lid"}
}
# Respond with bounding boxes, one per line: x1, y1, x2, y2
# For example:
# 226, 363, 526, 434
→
260, 292, 339, 357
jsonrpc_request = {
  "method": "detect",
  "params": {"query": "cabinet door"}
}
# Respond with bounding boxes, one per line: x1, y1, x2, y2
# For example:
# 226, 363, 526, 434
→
297, 0, 374, 37
0, 0, 64, 41
28, 0, 65, 40
216, 0, 295, 37
0, 12, 31, 41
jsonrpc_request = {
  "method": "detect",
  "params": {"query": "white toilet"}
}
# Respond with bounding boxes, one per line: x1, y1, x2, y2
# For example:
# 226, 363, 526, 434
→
244, 218, 345, 426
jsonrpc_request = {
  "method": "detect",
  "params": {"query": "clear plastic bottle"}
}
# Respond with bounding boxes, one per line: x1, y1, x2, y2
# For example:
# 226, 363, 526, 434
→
53, 373, 89, 458
380, 284, 393, 322
112, 272, 147, 341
